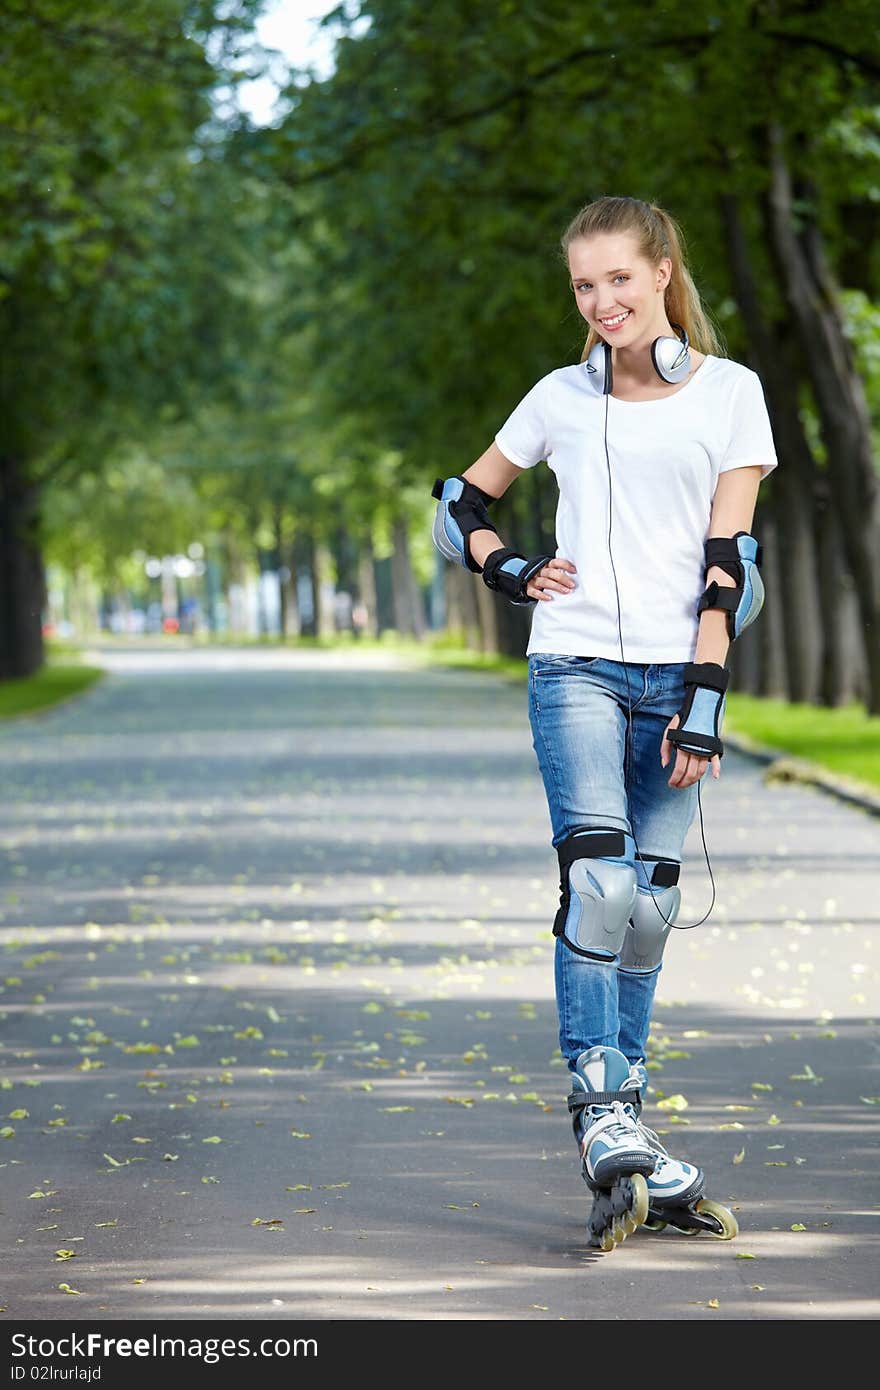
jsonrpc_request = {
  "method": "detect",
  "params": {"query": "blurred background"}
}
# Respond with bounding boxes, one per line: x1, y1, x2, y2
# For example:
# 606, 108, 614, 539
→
2, 0, 879, 715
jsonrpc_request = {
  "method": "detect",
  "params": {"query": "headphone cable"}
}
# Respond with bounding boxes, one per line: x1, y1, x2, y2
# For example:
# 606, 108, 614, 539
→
602, 387, 716, 932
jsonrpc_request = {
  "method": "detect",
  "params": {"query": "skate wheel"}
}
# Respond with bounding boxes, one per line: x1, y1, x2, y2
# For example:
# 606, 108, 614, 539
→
642, 1217, 667, 1233
695, 1198, 739, 1240
587, 1175, 650, 1251
616, 1210, 640, 1239
611, 1214, 629, 1244
629, 1173, 649, 1228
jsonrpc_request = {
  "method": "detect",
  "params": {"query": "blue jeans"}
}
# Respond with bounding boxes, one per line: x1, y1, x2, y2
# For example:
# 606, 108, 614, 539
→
527, 654, 700, 1073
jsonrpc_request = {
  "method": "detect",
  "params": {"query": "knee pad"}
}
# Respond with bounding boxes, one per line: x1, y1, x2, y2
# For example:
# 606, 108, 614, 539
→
552, 826, 637, 961
618, 854, 681, 972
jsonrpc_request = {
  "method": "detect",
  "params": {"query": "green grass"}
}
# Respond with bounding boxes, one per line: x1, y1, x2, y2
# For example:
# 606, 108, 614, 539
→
0, 648, 104, 720
723, 693, 880, 790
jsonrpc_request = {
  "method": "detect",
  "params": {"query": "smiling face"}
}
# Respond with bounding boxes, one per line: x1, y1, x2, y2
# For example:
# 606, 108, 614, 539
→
567, 231, 672, 350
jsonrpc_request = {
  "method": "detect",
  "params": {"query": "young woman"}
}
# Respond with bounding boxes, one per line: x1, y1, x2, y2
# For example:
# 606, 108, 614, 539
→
432, 195, 777, 1251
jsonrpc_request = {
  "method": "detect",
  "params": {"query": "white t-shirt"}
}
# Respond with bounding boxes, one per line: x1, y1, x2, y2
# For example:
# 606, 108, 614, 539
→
493, 353, 778, 663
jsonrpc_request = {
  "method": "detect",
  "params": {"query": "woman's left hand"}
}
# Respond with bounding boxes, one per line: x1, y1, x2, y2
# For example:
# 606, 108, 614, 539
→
661, 714, 721, 788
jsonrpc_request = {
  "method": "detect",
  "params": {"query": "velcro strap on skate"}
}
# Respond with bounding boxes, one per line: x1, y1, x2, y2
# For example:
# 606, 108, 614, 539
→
567, 1088, 641, 1112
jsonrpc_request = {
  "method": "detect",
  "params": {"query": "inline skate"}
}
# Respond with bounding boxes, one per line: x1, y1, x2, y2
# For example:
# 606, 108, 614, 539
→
567, 1045, 655, 1251
627, 1061, 738, 1239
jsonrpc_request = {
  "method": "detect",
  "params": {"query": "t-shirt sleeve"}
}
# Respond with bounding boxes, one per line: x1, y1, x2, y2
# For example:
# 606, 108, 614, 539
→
494, 374, 550, 469
719, 369, 778, 481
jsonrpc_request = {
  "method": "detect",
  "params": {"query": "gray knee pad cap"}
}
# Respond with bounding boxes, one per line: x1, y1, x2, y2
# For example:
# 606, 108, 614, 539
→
564, 858, 638, 958
553, 826, 637, 960
619, 856, 681, 971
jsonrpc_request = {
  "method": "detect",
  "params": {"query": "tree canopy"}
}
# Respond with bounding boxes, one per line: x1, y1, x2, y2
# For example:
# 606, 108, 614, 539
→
3, 0, 879, 703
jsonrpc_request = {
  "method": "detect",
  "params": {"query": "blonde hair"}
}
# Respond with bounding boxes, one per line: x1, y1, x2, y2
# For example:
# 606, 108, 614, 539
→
560, 196, 725, 361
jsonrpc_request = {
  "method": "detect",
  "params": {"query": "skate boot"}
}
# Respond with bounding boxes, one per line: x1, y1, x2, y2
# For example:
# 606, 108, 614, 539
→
567, 1045, 655, 1251
626, 1061, 738, 1240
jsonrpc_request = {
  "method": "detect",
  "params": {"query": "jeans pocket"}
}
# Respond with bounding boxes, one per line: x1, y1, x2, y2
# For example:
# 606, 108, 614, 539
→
530, 653, 599, 676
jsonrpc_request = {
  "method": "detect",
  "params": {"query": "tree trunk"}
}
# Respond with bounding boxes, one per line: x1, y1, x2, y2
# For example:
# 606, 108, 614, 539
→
473, 573, 500, 654
372, 554, 394, 633
445, 563, 481, 649
282, 529, 301, 639
815, 478, 866, 707
728, 609, 760, 695
313, 539, 335, 638
0, 456, 45, 679
333, 523, 358, 596
764, 121, 880, 712
767, 407, 821, 704
427, 548, 446, 632
719, 188, 821, 703
273, 503, 289, 639
391, 518, 426, 638
329, 523, 358, 634
357, 532, 379, 637
841, 570, 867, 707
291, 531, 315, 637
816, 477, 843, 707
70, 565, 100, 639
754, 512, 787, 698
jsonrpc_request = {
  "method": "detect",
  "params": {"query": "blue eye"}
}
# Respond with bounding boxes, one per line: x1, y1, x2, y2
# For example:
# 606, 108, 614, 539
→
574, 275, 628, 292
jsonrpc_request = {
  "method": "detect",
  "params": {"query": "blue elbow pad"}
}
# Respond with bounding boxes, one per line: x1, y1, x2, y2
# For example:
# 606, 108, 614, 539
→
431, 476, 499, 574
697, 532, 764, 640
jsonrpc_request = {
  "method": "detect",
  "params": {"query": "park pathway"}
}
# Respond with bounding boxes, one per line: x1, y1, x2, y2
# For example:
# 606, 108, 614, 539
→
0, 645, 877, 1321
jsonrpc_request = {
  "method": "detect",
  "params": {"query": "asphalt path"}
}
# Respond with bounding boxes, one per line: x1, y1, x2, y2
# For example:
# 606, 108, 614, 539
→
0, 645, 877, 1324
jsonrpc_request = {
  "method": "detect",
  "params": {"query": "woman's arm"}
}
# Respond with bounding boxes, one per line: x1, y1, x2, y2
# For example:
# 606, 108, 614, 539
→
432, 440, 575, 599
460, 443, 527, 569
461, 443, 576, 599
693, 466, 763, 667
663, 465, 764, 787
463, 440, 525, 497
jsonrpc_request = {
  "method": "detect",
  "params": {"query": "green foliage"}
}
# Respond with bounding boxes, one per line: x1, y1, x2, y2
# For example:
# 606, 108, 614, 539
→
7, 0, 880, 612
258, 0, 880, 514
1, 0, 265, 474
43, 446, 206, 583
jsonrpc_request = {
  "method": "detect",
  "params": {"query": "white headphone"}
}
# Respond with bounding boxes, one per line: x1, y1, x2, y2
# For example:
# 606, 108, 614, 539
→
585, 322, 691, 396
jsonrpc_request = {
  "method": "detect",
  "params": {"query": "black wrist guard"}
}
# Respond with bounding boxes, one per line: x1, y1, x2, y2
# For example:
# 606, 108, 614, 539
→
481, 548, 554, 606
666, 661, 730, 759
